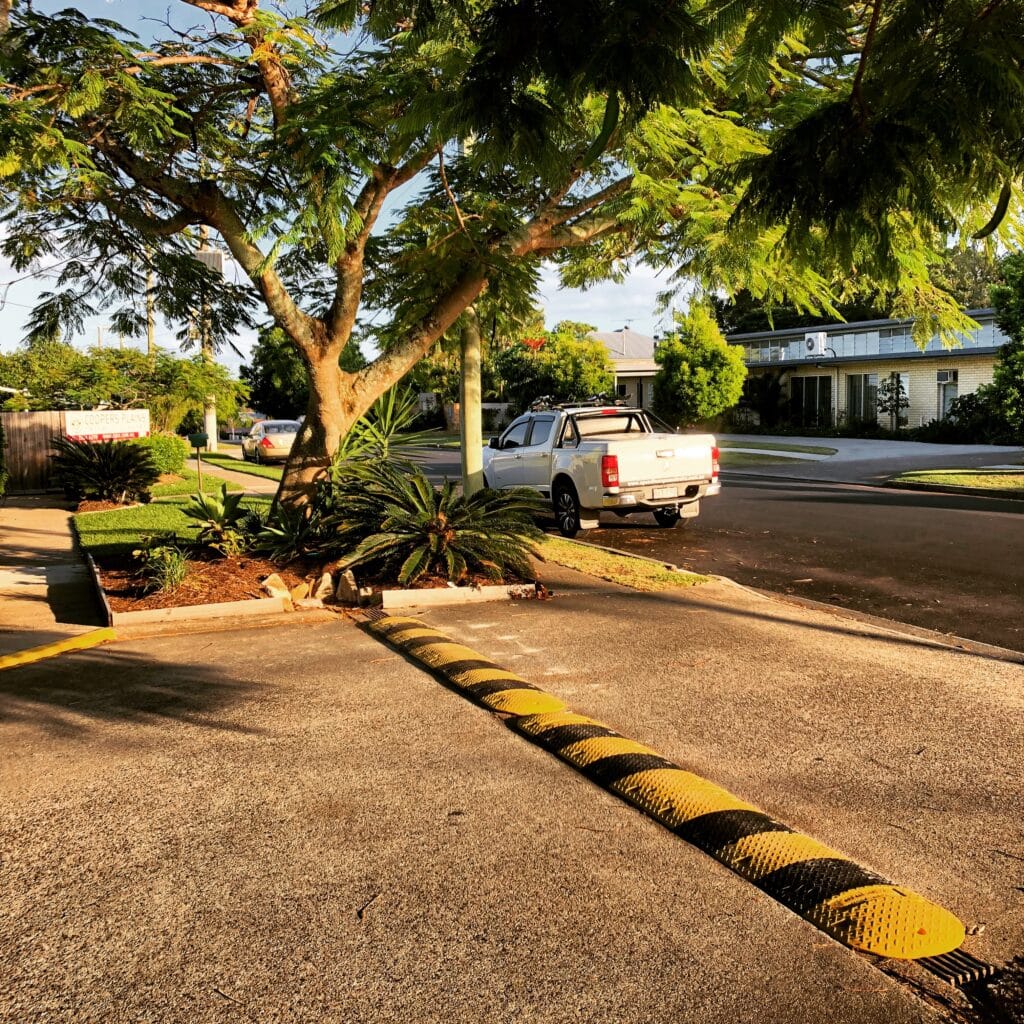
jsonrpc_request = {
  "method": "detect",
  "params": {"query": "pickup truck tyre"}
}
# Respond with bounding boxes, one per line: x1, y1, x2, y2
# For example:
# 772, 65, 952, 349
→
553, 482, 583, 538
653, 507, 683, 528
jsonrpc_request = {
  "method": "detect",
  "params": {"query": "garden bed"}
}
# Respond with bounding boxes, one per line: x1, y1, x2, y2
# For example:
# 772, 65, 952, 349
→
93, 552, 308, 613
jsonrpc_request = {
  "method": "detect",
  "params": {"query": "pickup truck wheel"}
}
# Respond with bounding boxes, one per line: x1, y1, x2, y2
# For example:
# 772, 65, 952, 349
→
553, 484, 582, 538
653, 507, 683, 528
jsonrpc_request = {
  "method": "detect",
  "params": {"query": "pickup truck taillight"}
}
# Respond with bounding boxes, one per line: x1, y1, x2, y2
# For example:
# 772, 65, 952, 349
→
711, 446, 720, 479
601, 454, 619, 488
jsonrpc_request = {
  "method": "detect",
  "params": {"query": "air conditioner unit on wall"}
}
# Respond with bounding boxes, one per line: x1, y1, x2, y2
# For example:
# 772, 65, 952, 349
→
937, 370, 958, 384
804, 332, 828, 357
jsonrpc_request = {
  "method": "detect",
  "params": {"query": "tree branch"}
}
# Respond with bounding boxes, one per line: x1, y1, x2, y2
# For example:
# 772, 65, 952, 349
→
96, 132, 320, 352
354, 268, 488, 401
124, 53, 242, 75
98, 197, 202, 236
851, 0, 883, 124
181, 0, 292, 129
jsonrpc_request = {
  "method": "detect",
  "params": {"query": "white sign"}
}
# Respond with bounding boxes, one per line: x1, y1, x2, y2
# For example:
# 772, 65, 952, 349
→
64, 409, 151, 442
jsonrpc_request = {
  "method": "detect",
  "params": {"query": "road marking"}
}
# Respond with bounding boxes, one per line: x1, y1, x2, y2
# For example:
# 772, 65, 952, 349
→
368, 614, 967, 961
0, 627, 116, 672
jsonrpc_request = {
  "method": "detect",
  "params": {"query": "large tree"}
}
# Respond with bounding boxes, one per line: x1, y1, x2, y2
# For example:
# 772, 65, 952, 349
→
2, 1, 1021, 505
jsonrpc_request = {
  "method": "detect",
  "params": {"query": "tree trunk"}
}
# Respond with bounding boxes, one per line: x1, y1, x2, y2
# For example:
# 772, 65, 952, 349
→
460, 307, 484, 496
274, 350, 356, 507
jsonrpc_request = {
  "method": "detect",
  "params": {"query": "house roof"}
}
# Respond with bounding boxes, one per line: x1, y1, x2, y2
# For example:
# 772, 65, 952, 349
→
727, 308, 998, 343
589, 328, 657, 361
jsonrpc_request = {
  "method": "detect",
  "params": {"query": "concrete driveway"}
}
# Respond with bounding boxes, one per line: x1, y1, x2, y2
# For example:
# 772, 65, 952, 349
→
2, 565, 1021, 1023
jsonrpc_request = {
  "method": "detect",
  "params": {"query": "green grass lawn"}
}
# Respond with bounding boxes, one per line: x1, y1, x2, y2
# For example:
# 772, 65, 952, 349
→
540, 536, 708, 591
717, 440, 837, 455
75, 496, 272, 558
200, 452, 283, 481
717, 451, 806, 467
888, 469, 1024, 496
152, 469, 243, 497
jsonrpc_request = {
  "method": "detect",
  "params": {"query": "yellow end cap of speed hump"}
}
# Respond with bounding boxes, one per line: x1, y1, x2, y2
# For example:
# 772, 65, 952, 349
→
812, 884, 966, 959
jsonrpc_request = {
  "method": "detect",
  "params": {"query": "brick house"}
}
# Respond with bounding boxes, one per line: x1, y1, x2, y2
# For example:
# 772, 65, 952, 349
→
732, 308, 1011, 429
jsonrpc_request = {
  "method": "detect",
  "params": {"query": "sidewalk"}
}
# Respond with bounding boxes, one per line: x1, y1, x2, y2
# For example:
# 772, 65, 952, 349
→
188, 455, 279, 495
0, 496, 103, 656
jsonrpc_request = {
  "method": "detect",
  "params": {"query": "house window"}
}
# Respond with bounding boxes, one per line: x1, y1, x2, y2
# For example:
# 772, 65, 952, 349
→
616, 383, 628, 398
790, 375, 832, 427
846, 373, 879, 423
937, 370, 958, 418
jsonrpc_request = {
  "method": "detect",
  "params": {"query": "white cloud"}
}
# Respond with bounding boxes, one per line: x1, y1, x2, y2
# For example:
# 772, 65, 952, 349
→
537, 263, 692, 338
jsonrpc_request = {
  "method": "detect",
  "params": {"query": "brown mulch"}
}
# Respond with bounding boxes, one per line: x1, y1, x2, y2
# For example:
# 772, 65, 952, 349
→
76, 499, 135, 513
96, 553, 309, 612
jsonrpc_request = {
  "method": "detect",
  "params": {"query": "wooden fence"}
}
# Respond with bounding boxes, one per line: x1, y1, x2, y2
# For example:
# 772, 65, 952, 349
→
1, 411, 65, 493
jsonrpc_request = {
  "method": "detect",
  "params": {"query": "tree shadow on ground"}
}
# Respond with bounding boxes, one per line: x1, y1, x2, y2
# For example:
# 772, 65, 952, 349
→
0, 644, 267, 737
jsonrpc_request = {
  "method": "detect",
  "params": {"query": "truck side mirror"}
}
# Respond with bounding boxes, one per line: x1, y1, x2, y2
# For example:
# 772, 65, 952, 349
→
488, 436, 500, 449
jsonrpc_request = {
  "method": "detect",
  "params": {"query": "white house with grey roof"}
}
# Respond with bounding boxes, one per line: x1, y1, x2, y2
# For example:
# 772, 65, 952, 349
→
588, 327, 659, 408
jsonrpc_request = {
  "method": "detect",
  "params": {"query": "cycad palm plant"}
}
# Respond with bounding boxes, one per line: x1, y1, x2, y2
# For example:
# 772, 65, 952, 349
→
322, 460, 544, 585
50, 438, 159, 503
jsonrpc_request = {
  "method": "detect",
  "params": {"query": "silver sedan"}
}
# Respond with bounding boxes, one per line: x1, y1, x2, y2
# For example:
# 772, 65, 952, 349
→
240, 420, 301, 463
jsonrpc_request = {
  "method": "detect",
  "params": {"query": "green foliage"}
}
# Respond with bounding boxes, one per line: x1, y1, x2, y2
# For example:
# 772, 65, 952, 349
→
713, 290, 887, 336
242, 327, 365, 418
490, 332, 614, 413
321, 460, 544, 585
990, 253, 1024, 434
50, 438, 160, 504
876, 374, 910, 428
182, 482, 247, 556
252, 505, 323, 564
132, 535, 189, 593
336, 386, 438, 461
931, 247, 1004, 310
130, 433, 188, 474
0, 344, 247, 432
652, 306, 747, 427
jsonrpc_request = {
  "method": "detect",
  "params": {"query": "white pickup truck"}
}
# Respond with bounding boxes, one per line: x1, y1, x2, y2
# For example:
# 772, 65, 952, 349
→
482, 404, 720, 537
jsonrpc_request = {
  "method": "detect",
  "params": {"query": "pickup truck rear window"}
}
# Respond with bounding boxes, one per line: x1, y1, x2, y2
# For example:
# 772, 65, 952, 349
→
575, 413, 647, 436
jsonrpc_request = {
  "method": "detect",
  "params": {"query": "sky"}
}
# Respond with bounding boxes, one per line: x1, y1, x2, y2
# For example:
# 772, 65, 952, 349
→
0, 0, 681, 373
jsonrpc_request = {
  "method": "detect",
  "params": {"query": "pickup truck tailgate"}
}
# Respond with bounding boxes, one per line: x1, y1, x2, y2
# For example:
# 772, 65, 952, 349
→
614, 435, 713, 486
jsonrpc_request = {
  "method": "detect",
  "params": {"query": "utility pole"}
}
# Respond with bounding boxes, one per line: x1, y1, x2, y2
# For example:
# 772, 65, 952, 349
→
459, 306, 484, 496
96, 325, 103, 351
146, 254, 156, 357
195, 227, 223, 453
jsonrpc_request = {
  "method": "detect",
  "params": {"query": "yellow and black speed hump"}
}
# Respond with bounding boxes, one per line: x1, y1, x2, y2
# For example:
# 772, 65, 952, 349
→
368, 614, 966, 961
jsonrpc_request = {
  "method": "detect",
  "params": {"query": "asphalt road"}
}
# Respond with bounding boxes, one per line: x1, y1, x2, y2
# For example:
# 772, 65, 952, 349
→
583, 475, 1024, 654
410, 449, 1024, 652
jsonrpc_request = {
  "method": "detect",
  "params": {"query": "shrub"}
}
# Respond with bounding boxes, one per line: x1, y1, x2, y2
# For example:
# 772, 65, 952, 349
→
182, 482, 247, 555
132, 535, 189, 593
50, 438, 160, 503
252, 504, 323, 563
321, 459, 544, 585
130, 434, 189, 474
652, 306, 747, 428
